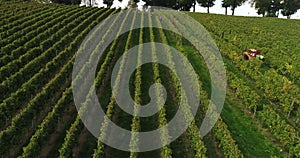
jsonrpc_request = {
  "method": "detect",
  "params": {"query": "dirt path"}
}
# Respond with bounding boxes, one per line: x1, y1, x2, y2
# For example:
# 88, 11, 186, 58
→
216, 33, 299, 131
72, 36, 125, 157
104, 66, 128, 156
232, 89, 288, 155
39, 101, 76, 158
7, 75, 72, 158
159, 22, 223, 157
164, 70, 193, 158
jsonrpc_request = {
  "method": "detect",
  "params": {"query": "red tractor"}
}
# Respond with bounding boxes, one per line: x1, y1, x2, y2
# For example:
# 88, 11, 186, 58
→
243, 49, 264, 60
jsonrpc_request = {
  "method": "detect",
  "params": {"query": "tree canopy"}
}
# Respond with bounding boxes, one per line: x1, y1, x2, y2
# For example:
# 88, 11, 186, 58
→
251, 0, 300, 18
281, 0, 300, 18
232, 0, 247, 15
49, 0, 300, 18
51, 0, 80, 4
103, 0, 114, 7
197, 0, 216, 13
222, 0, 231, 15
141, 0, 193, 11
251, 0, 283, 17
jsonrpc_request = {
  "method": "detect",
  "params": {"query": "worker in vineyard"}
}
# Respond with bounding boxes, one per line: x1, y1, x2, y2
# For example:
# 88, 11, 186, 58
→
159, 15, 162, 22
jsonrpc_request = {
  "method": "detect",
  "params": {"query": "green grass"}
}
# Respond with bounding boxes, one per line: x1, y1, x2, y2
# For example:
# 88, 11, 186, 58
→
170, 30, 285, 157
186, 47, 285, 157
222, 91, 284, 157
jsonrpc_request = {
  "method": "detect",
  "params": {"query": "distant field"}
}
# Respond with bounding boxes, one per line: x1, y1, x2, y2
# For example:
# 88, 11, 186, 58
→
0, 2, 299, 158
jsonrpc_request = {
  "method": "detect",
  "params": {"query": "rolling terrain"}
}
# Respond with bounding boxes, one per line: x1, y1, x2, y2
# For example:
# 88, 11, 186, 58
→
0, 2, 300, 157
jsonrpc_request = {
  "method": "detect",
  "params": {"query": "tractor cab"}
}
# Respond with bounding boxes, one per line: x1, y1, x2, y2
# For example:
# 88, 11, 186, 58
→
243, 49, 264, 60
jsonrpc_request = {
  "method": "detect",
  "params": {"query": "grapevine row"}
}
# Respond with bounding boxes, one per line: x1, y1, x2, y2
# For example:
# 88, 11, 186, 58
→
0, 6, 109, 141
17, 8, 117, 157
0, 6, 78, 71
0, 3, 39, 21
93, 10, 138, 158
0, 6, 76, 49
192, 14, 300, 156
218, 29, 300, 124
226, 70, 300, 156
160, 11, 243, 157
0, 4, 51, 32
148, 11, 173, 158
191, 14, 300, 121
0, 47, 75, 156
216, 16, 300, 84
0, 8, 108, 127
58, 9, 125, 157
155, 11, 208, 157
0, 6, 92, 69
129, 10, 143, 158
19, 87, 73, 158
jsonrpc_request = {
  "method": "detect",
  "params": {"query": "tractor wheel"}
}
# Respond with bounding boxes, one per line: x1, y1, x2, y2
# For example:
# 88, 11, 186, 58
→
243, 54, 249, 60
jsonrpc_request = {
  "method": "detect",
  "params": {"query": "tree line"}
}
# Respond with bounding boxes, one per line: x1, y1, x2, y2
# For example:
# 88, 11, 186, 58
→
199, 0, 300, 18
11, 0, 299, 18
93, 0, 299, 18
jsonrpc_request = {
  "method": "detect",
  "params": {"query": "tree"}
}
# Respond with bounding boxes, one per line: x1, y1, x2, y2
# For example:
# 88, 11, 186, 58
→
251, 0, 268, 16
222, 0, 231, 15
230, 0, 247, 15
268, 0, 283, 17
142, 0, 194, 11
103, 0, 114, 8
70, 0, 80, 4
174, 0, 194, 11
192, 0, 197, 12
127, 0, 139, 8
281, 0, 300, 19
51, 0, 80, 5
251, 0, 284, 17
197, 0, 216, 13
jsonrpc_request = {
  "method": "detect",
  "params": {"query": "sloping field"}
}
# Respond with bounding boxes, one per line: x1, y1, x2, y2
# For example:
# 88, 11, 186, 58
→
0, 2, 299, 158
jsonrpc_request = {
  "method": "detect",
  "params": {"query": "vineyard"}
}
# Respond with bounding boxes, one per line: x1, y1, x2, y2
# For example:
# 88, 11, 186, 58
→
0, 2, 300, 158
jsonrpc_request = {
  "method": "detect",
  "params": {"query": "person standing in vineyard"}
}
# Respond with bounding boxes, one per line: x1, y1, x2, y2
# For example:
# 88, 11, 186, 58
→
159, 15, 162, 22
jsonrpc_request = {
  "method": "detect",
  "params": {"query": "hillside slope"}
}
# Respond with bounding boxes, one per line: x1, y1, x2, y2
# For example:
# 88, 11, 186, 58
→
0, 2, 299, 158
